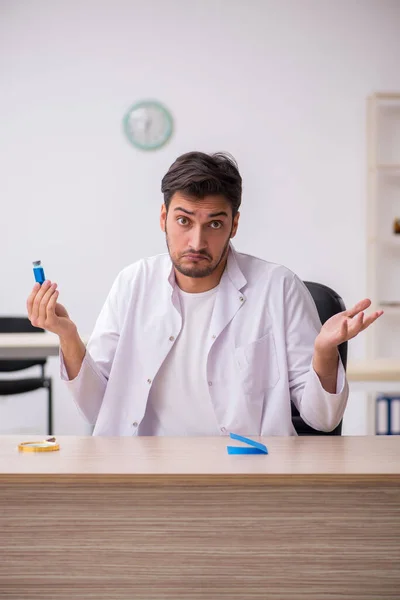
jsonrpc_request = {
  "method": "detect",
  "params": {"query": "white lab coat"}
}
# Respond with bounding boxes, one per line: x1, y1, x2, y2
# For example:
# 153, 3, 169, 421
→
61, 245, 348, 436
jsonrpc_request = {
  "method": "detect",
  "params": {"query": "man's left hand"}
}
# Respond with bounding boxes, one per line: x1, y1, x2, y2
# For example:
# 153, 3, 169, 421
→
315, 298, 383, 353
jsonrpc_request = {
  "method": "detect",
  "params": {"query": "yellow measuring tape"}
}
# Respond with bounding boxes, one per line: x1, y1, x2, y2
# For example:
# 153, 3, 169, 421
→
18, 438, 60, 452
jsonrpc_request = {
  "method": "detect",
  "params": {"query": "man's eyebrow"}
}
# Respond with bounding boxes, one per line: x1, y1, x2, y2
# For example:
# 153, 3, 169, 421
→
207, 211, 228, 218
173, 207, 228, 218
173, 207, 195, 215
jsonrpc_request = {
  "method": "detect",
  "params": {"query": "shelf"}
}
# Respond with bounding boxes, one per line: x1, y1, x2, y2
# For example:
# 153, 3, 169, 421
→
369, 165, 400, 174
368, 237, 400, 248
369, 167, 400, 178
378, 237, 400, 248
377, 165, 400, 170
377, 304, 400, 315
374, 93, 400, 101
367, 92, 400, 362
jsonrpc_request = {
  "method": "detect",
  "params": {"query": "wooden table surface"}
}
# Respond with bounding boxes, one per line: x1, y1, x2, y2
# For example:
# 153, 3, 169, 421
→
1, 435, 399, 483
1, 435, 400, 599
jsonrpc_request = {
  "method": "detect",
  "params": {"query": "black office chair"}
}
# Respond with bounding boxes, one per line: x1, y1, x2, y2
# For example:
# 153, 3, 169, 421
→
291, 281, 348, 436
0, 317, 53, 435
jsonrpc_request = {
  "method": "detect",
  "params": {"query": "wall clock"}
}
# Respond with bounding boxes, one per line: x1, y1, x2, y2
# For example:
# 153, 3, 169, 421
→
123, 100, 173, 151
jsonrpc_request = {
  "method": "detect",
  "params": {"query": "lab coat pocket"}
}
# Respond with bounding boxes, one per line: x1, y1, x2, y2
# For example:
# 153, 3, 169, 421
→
235, 331, 280, 394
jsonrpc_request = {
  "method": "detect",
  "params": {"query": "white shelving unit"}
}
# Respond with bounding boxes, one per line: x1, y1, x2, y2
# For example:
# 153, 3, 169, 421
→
367, 92, 400, 360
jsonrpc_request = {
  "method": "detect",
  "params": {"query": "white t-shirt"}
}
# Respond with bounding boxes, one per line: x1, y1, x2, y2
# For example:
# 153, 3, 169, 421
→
138, 285, 220, 436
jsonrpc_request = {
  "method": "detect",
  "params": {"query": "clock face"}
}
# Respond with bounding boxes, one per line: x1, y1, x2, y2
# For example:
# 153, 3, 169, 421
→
123, 100, 173, 150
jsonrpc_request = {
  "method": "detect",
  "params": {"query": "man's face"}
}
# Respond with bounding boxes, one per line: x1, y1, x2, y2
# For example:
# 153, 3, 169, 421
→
160, 192, 239, 279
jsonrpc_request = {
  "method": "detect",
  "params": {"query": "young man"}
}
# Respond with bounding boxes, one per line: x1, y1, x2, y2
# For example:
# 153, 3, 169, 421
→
27, 152, 382, 436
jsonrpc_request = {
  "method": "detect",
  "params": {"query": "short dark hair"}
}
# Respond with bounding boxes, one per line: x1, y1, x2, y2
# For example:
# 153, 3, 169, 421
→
161, 151, 242, 217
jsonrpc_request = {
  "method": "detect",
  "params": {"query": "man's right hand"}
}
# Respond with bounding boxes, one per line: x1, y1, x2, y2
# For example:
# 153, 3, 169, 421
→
27, 280, 86, 380
27, 280, 77, 340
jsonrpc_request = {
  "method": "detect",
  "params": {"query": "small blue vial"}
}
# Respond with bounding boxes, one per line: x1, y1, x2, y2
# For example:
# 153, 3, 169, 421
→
33, 260, 46, 285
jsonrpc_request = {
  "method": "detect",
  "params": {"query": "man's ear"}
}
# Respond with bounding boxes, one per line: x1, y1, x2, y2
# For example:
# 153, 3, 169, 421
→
160, 204, 167, 232
230, 212, 240, 238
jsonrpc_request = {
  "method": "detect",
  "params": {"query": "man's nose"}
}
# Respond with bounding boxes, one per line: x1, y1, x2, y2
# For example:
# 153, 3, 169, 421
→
189, 226, 207, 251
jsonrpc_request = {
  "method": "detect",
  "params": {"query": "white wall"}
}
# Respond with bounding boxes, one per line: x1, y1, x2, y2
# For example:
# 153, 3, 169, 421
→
1, 0, 400, 435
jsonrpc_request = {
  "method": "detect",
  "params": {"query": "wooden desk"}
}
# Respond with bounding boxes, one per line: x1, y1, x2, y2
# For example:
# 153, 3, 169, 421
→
0, 436, 399, 599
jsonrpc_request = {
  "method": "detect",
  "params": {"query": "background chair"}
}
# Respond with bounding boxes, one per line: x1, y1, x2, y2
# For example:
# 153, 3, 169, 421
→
291, 281, 348, 436
0, 317, 53, 435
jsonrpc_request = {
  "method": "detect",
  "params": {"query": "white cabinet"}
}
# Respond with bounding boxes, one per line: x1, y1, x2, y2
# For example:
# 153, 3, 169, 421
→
367, 93, 400, 359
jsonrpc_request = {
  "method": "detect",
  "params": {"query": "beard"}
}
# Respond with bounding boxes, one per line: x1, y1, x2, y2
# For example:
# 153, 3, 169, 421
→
165, 228, 231, 279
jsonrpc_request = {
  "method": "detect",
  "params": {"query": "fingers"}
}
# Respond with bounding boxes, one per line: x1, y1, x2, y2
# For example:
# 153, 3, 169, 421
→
30, 280, 57, 327
342, 309, 384, 341
38, 283, 58, 325
31, 280, 52, 323
344, 312, 364, 340
46, 289, 59, 321
26, 283, 41, 319
345, 299, 371, 318
340, 319, 348, 338
352, 312, 364, 333
361, 310, 384, 331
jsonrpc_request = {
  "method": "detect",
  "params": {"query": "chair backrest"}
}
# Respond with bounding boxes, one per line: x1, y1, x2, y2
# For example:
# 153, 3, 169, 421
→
0, 317, 46, 372
291, 281, 348, 436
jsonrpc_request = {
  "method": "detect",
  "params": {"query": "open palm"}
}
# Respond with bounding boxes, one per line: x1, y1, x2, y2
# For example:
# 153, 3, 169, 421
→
316, 298, 383, 350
